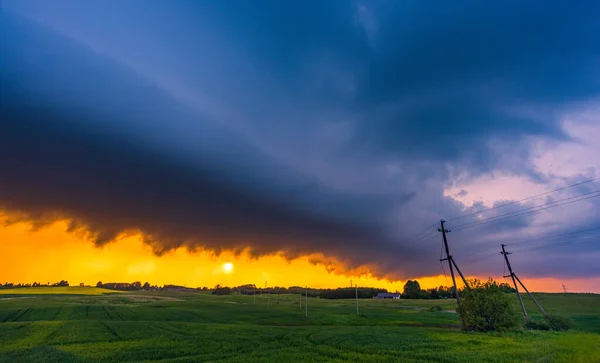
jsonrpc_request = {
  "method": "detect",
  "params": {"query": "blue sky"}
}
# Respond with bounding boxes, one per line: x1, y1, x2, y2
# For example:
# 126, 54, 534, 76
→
1, 1, 599, 281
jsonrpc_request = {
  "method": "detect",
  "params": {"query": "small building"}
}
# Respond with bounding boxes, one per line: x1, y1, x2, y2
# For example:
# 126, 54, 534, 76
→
375, 293, 401, 299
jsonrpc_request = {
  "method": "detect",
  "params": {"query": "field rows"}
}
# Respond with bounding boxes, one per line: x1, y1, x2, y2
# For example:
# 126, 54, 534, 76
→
2, 320, 599, 362
0, 290, 599, 362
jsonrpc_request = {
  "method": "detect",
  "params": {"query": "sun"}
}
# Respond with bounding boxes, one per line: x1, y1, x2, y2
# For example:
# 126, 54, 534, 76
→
223, 262, 234, 274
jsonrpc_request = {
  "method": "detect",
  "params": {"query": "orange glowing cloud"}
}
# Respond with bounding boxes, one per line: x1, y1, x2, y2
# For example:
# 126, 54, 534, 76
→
1, 212, 598, 293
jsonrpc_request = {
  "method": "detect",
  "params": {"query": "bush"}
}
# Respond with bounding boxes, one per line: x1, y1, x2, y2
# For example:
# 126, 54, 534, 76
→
526, 315, 572, 331
525, 319, 550, 331
428, 305, 443, 312
212, 287, 232, 295
456, 279, 520, 332
545, 315, 572, 331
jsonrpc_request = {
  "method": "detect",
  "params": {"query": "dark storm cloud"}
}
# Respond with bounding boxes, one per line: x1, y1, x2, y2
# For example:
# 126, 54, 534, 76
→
1, 1, 599, 280
347, 1, 599, 174
0, 11, 415, 277
0, 105, 383, 258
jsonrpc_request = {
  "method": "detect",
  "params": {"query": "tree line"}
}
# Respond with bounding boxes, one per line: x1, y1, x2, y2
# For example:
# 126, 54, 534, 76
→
1, 279, 516, 298
1, 280, 70, 289
228, 284, 388, 299
401, 279, 516, 299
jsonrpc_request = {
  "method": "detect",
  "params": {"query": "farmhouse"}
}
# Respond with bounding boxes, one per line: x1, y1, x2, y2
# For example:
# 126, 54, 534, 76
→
375, 293, 401, 299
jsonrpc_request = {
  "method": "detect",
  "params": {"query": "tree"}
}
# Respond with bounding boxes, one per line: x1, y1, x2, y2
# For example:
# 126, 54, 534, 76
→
428, 288, 439, 299
498, 282, 516, 293
403, 280, 421, 299
142, 282, 151, 290
96, 281, 103, 288
456, 278, 520, 331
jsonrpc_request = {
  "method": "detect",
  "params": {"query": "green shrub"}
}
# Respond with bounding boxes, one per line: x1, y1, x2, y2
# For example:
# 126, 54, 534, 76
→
428, 305, 443, 312
456, 278, 520, 332
525, 319, 550, 331
545, 314, 573, 331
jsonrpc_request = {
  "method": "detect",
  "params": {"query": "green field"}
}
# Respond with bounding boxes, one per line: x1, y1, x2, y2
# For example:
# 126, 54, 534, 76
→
0, 287, 121, 296
1, 289, 599, 362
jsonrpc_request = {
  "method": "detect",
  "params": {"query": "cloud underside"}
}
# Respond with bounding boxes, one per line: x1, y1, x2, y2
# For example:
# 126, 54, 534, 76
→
1, 106, 405, 271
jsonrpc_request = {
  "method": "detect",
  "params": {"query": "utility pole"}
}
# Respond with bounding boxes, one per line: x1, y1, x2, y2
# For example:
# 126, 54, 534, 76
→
355, 284, 360, 315
305, 286, 308, 318
439, 220, 469, 305
562, 283, 568, 293
501, 244, 527, 319
513, 273, 547, 316
500, 244, 547, 316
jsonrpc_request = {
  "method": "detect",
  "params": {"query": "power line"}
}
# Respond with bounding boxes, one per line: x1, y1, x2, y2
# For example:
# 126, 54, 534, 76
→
462, 244, 500, 258
414, 230, 440, 244
450, 192, 600, 232
405, 221, 440, 243
439, 239, 450, 286
461, 252, 499, 267
440, 260, 450, 286
447, 177, 599, 222
394, 222, 441, 255
404, 179, 598, 254
462, 226, 600, 258
451, 190, 599, 230
463, 236, 600, 266
510, 236, 600, 254
396, 231, 439, 255
507, 226, 600, 247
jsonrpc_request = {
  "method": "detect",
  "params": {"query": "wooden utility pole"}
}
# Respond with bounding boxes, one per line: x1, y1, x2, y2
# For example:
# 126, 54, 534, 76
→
305, 286, 308, 318
355, 284, 360, 315
501, 244, 527, 319
513, 273, 547, 316
439, 220, 469, 305
500, 244, 547, 316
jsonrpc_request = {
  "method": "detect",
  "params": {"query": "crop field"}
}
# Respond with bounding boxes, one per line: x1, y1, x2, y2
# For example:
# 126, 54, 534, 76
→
0, 289, 599, 362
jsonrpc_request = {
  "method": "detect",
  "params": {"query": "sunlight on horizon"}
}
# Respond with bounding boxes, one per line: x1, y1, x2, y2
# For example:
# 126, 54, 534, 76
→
223, 262, 234, 274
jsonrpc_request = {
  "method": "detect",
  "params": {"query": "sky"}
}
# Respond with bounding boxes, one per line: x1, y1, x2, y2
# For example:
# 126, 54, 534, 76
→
1, 1, 599, 292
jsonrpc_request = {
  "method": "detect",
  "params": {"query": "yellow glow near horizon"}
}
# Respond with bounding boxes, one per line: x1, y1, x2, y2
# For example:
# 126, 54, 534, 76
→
223, 262, 234, 274
1, 213, 599, 293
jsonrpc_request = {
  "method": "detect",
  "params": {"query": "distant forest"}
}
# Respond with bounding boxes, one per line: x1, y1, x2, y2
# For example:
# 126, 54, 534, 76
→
0, 280, 516, 299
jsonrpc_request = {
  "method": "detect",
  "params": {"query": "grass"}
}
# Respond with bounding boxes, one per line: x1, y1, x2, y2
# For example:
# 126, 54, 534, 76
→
0, 289, 599, 362
513, 293, 600, 333
0, 287, 120, 295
